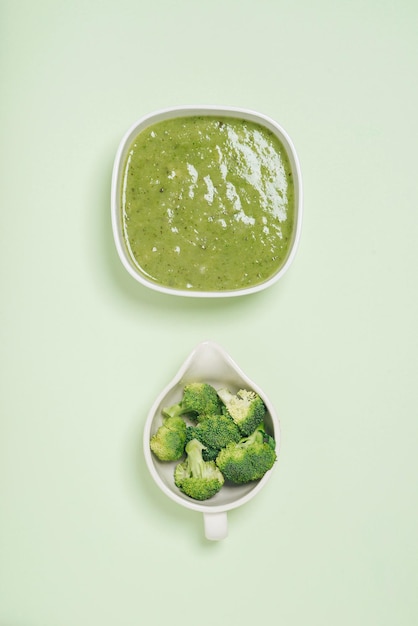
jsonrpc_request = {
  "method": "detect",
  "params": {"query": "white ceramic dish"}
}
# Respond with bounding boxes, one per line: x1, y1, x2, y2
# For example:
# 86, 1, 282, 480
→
143, 340, 280, 540
111, 105, 303, 297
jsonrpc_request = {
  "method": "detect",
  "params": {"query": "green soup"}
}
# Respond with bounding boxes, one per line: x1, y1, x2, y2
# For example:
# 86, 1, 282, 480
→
121, 115, 295, 292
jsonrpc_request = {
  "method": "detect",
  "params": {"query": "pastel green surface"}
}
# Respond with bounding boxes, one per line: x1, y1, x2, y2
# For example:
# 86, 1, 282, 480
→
1, 1, 417, 625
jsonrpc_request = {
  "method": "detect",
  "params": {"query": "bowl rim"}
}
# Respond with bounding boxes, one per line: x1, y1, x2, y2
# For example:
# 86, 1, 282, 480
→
111, 104, 303, 298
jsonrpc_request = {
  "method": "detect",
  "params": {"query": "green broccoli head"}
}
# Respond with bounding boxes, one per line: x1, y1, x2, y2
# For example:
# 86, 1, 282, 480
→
217, 388, 266, 436
163, 382, 222, 421
149, 416, 187, 461
215, 424, 277, 484
187, 413, 241, 458
174, 438, 225, 500
185, 426, 218, 462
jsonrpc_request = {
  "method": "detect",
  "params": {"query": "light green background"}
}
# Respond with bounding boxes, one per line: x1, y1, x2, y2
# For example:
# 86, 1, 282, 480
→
1, 1, 417, 624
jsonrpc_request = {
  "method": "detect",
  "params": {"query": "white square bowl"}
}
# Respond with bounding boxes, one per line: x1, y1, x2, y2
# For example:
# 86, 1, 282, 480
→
111, 105, 303, 297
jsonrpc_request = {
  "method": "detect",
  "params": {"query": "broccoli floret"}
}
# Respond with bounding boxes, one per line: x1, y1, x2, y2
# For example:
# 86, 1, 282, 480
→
217, 387, 266, 436
215, 423, 277, 484
149, 416, 187, 461
174, 439, 225, 500
187, 413, 241, 458
163, 382, 222, 421
185, 426, 218, 462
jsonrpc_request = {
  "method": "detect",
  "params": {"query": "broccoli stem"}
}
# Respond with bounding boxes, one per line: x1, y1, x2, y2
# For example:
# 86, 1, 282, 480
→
162, 403, 184, 419
239, 423, 263, 446
217, 388, 234, 406
185, 439, 205, 477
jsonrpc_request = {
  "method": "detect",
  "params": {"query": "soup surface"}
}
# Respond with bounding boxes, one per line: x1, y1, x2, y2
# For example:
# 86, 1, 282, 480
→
121, 115, 295, 291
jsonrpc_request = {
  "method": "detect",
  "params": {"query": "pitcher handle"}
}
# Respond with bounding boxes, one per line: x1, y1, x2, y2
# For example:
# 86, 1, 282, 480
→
203, 512, 228, 541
